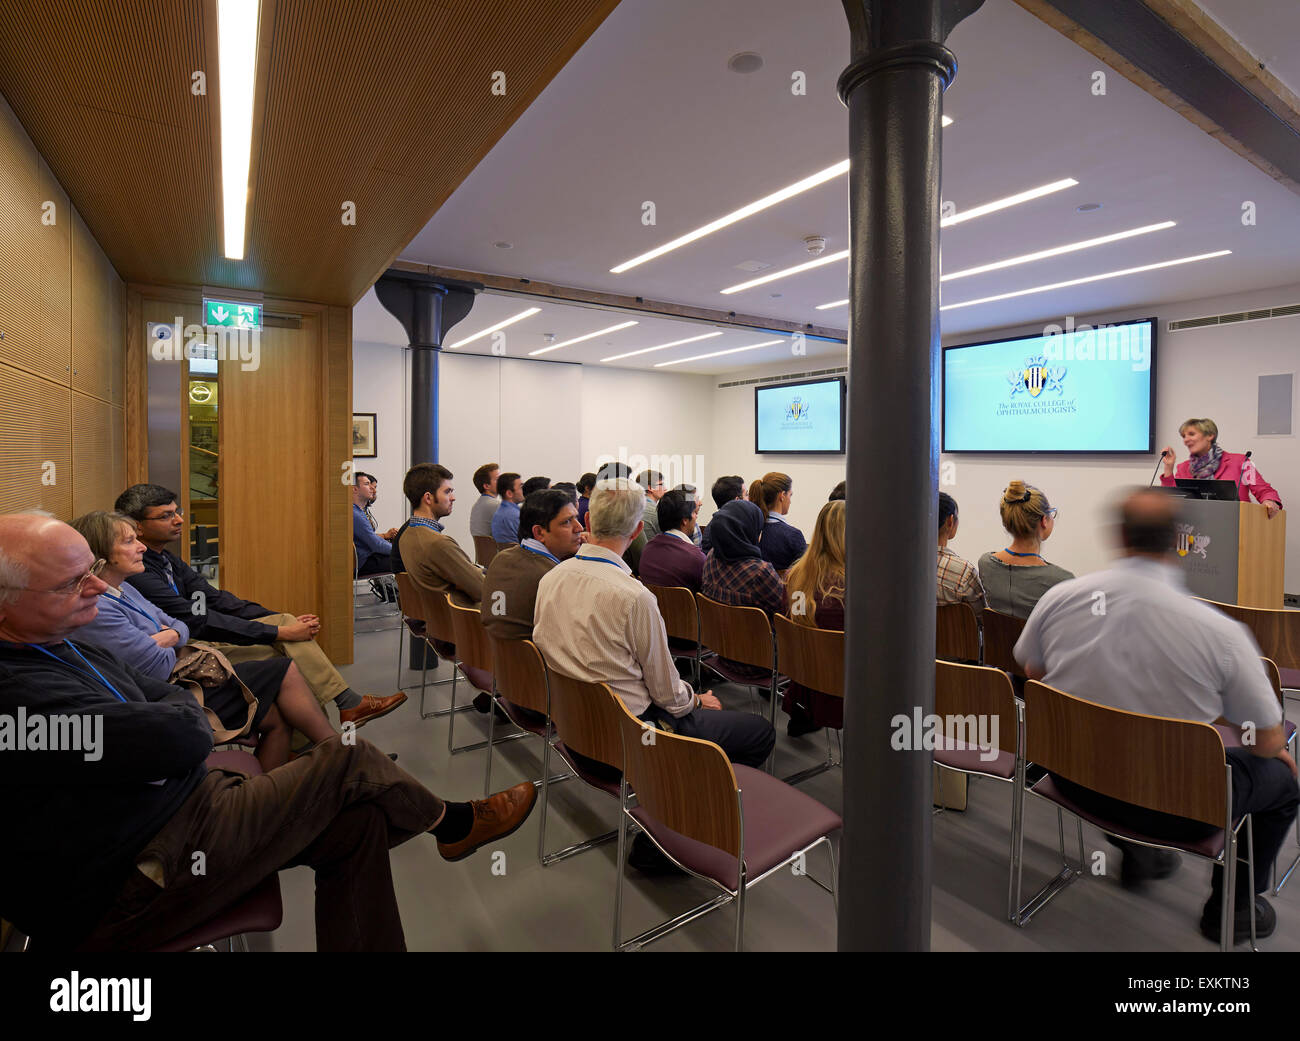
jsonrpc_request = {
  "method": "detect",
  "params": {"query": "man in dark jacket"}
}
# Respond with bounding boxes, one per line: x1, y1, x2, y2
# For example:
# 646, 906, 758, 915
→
115, 484, 404, 729
0, 513, 537, 950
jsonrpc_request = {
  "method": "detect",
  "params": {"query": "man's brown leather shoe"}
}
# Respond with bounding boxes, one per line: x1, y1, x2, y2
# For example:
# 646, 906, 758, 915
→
339, 692, 408, 729
436, 782, 538, 862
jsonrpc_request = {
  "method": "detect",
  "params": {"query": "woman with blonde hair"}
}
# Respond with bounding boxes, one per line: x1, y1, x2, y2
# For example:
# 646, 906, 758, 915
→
783, 500, 846, 736
1159, 417, 1283, 517
748, 471, 807, 572
977, 481, 1073, 619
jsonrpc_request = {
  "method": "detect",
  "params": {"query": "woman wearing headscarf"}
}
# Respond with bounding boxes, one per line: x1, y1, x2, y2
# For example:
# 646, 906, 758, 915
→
700, 499, 785, 686
1159, 418, 1283, 517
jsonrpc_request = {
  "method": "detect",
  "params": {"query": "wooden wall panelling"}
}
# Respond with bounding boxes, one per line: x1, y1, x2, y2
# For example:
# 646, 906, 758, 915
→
36, 157, 72, 386
71, 393, 125, 517
218, 314, 325, 642
71, 206, 124, 406
323, 303, 353, 664
0, 366, 71, 517
0, 90, 39, 377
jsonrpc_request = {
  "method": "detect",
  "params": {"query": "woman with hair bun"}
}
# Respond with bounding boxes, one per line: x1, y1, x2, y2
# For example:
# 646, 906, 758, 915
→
748, 472, 807, 573
977, 481, 1074, 619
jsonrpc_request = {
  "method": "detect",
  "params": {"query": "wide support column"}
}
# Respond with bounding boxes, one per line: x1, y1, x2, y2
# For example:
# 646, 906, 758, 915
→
837, 0, 984, 951
374, 270, 481, 465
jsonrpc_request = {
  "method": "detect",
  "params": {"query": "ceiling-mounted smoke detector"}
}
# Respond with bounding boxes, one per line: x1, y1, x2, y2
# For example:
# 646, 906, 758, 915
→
543, 332, 556, 344
804, 235, 827, 256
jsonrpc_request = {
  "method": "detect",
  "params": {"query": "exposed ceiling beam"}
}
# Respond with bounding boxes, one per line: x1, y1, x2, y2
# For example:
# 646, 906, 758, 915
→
390, 260, 849, 343
1014, 0, 1300, 197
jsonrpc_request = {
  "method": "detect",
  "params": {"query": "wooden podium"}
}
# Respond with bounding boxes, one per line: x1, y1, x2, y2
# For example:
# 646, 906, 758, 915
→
1170, 500, 1286, 608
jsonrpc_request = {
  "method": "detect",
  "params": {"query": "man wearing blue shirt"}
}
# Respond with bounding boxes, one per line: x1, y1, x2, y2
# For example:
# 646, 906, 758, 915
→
353, 473, 396, 576
491, 471, 524, 546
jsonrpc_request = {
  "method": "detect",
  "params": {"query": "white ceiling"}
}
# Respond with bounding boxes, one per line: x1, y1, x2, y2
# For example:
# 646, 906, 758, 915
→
372, 0, 1300, 374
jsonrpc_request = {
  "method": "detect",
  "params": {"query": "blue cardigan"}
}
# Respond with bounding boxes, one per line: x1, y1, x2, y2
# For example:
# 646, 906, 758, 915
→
74, 583, 191, 681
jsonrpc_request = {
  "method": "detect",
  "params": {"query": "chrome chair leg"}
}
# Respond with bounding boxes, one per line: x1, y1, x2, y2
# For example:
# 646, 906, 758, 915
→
1246, 815, 1258, 952
614, 781, 629, 951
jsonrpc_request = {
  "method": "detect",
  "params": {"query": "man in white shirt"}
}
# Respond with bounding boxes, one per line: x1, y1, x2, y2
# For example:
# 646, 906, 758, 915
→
1015, 488, 1298, 944
534, 478, 774, 769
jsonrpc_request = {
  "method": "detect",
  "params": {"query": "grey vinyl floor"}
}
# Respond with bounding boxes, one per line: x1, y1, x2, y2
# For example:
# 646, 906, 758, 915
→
257, 611, 1300, 952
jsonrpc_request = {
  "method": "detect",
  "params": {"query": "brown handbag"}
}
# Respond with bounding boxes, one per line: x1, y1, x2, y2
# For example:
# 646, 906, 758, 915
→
169, 643, 256, 743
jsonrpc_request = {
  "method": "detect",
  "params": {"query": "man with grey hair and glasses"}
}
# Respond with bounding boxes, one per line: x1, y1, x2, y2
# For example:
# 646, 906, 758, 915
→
0, 512, 537, 950
534, 479, 774, 768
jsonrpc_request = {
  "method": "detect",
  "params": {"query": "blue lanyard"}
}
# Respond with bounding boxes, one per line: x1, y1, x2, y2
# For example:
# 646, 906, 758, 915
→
102, 591, 162, 633
1002, 547, 1042, 558
576, 552, 624, 570
25, 641, 128, 703
522, 541, 561, 565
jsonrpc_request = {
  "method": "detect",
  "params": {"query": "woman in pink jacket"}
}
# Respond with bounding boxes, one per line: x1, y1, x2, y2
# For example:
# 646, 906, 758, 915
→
1160, 417, 1283, 518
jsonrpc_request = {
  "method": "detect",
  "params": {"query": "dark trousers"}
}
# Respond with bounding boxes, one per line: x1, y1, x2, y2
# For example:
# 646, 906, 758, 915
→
358, 552, 393, 576
1053, 748, 1299, 904
79, 737, 444, 951
640, 704, 775, 769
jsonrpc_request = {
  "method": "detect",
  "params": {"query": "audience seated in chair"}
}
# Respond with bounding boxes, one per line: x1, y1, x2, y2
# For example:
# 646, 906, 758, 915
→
701, 499, 786, 685
534, 478, 774, 772
638, 489, 706, 592
468, 462, 501, 542
977, 480, 1073, 619
0, 512, 538, 951
622, 468, 667, 574
69, 511, 336, 770
115, 484, 405, 730
522, 476, 551, 497
1014, 488, 1299, 945
700, 474, 744, 554
828, 480, 845, 502
937, 491, 985, 614
575, 472, 596, 529
783, 500, 846, 737
490, 471, 525, 546
750, 472, 807, 574
352, 472, 398, 604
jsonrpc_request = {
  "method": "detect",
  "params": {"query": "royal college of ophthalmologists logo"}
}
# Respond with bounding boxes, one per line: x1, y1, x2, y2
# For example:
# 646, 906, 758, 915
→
785, 396, 811, 422
1006, 354, 1067, 398
1176, 522, 1211, 559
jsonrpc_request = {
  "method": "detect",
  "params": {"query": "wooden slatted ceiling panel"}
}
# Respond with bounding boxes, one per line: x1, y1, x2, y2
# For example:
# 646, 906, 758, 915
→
0, 367, 71, 518
0, 0, 620, 306
71, 395, 125, 518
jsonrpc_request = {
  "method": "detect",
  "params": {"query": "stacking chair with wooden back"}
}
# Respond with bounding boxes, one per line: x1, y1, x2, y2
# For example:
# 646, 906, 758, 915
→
980, 608, 1025, 676
695, 594, 782, 765
936, 602, 980, 663
645, 584, 714, 688
445, 598, 520, 758
539, 668, 626, 866
1199, 598, 1300, 695
1017, 681, 1258, 951
612, 693, 842, 951
394, 572, 457, 718
933, 660, 1023, 919
773, 614, 843, 784
472, 535, 500, 568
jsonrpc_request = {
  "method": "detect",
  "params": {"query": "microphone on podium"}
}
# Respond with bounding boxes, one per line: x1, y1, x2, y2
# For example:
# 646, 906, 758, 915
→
1149, 447, 1174, 487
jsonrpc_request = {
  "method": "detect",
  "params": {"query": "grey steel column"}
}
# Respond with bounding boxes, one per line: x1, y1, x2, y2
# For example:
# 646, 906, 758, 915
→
374, 270, 480, 464
837, 0, 984, 951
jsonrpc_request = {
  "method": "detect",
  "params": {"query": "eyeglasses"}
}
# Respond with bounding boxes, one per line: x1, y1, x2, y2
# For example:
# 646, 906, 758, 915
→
2, 558, 108, 596
143, 508, 184, 522
1045, 508, 1060, 520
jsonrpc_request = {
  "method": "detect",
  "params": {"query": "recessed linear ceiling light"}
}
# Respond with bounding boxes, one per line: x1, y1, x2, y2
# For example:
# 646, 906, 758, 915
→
721, 249, 850, 295
610, 160, 850, 274
218, 0, 261, 260
941, 178, 1078, 228
445, 307, 540, 349
602, 331, 722, 363
530, 320, 638, 356
942, 115, 953, 127
940, 250, 1231, 311
940, 221, 1176, 283
654, 338, 784, 367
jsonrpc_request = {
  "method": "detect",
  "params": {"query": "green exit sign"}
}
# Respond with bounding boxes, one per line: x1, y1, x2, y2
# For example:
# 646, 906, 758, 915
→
203, 298, 262, 329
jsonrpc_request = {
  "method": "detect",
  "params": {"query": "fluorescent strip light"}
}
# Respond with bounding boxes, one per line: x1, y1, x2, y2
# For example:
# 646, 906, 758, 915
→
602, 331, 722, 362
941, 178, 1077, 228
654, 338, 784, 367
218, 0, 261, 260
530, 320, 638, 356
721, 249, 850, 295
940, 250, 1232, 311
446, 307, 540, 349
816, 298, 848, 310
942, 115, 953, 127
610, 160, 850, 274
941, 221, 1175, 283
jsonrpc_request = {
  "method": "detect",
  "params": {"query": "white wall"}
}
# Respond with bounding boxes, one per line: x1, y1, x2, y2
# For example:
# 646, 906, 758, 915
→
352, 340, 409, 533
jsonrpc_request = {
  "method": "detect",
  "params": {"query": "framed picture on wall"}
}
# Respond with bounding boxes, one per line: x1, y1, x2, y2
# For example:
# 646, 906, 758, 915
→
352, 413, 377, 458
